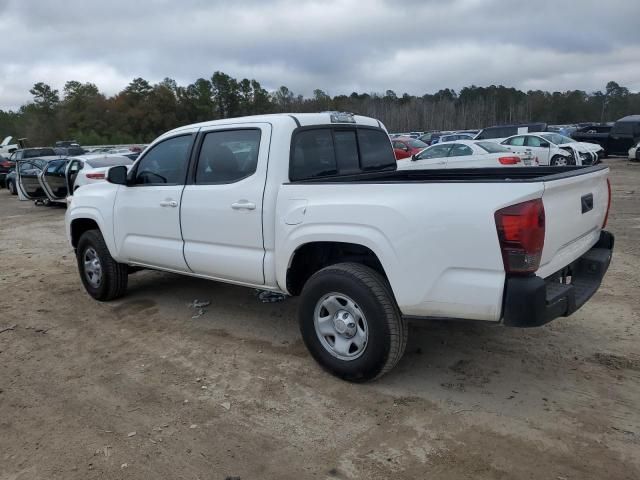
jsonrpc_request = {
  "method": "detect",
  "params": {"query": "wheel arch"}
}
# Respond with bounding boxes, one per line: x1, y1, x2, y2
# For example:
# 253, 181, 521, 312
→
284, 240, 392, 297
68, 208, 116, 257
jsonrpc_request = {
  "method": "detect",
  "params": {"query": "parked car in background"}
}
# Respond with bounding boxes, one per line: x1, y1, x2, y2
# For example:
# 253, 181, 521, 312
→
0, 154, 14, 187
425, 131, 454, 145
0, 136, 26, 155
67, 155, 134, 192
475, 123, 548, 142
54, 146, 87, 156
629, 141, 640, 162
391, 136, 429, 160
432, 133, 476, 144
548, 125, 578, 137
5, 169, 18, 194
571, 115, 640, 156
106, 147, 141, 161
9, 147, 57, 161
501, 133, 602, 166
418, 132, 439, 144
397, 140, 532, 170
11, 158, 49, 199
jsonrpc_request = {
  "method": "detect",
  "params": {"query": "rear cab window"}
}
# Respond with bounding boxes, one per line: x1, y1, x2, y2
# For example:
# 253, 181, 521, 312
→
290, 126, 395, 181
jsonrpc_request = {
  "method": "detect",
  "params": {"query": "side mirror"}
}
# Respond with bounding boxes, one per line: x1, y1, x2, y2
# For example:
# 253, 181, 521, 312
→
540, 142, 550, 148
107, 165, 128, 185
411, 154, 417, 161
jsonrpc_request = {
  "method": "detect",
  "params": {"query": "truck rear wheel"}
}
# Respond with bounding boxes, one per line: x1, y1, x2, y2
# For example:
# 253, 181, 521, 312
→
76, 229, 128, 301
298, 263, 407, 382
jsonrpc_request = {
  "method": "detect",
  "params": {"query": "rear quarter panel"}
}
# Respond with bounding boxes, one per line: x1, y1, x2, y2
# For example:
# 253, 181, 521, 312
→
276, 181, 544, 321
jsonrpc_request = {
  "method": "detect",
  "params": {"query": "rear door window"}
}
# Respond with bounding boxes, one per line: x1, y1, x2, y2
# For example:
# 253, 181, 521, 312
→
448, 144, 473, 157
195, 129, 262, 184
415, 144, 452, 160
506, 136, 526, 146
526, 136, 547, 147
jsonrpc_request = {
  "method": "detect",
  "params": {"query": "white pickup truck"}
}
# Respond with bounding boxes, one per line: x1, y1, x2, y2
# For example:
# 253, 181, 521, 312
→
66, 112, 614, 382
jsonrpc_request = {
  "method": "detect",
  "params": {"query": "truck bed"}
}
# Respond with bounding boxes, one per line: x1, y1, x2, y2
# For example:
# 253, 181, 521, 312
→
290, 165, 608, 184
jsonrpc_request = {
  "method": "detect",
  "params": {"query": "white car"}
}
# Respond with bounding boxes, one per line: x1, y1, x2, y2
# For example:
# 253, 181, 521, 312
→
397, 140, 532, 170
501, 133, 602, 166
0, 136, 25, 155
67, 155, 134, 192
629, 141, 639, 161
66, 112, 613, 381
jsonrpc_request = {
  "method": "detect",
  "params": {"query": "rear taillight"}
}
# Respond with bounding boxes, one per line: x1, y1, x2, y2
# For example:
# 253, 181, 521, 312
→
495, 199, 545, 275
86, 172, 105, 179
602, 178, 611, 228
498, 156, 521, 165
0, 161, 12, 168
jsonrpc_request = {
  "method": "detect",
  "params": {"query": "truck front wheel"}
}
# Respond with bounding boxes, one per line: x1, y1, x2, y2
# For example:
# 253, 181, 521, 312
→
298, 263, 407, 382
76, 229, 128, 301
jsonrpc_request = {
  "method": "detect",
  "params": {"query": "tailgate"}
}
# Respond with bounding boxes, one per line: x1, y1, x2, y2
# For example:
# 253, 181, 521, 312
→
537, 167, 609, 278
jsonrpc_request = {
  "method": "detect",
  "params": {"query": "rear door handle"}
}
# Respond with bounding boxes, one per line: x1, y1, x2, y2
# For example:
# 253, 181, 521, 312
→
159, 200, 178, 207
231, 201, 256, 210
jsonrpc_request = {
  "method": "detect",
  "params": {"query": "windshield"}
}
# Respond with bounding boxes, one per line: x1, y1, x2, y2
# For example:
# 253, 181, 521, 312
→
541, 133, 575, 145
407, 139, 428, 148
476, 142, 511, 153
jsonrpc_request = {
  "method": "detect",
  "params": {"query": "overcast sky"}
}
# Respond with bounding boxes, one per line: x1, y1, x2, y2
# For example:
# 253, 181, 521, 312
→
0, 0, 639, 110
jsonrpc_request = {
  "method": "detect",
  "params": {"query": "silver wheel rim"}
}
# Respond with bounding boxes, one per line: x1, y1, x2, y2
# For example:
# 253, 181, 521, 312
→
83, 247, 103, 288
313, 293, 368, 361
553, 156, 568, 166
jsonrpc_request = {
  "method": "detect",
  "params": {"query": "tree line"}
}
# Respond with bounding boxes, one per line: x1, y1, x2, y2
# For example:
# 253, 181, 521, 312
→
0, 73, 638, 146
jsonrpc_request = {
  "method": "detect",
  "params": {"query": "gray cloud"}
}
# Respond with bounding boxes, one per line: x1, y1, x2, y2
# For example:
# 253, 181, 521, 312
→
0, 0, 639, 109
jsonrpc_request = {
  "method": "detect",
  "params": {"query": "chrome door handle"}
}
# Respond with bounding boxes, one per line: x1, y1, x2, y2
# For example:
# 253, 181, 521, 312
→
159, 200, 178, 207
231, 201, 256, 210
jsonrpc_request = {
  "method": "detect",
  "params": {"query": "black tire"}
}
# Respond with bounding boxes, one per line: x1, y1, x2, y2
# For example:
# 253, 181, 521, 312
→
298, 262, 407, 382
76, 229, 128, 301
7, 180, 16, 195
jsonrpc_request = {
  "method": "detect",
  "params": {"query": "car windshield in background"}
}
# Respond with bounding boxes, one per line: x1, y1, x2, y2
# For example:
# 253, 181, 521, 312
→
541, 133, 575, 144
476, 142, 511, 153
86, 157, 134, 168
407, 139, 428, 148
24, 148, 56, 158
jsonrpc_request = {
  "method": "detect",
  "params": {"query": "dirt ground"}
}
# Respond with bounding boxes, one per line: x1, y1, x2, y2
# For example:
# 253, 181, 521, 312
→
1, 159, 639, 480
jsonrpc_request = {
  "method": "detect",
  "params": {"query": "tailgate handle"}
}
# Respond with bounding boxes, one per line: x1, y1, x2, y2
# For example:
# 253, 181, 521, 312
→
581, 193, 594, 214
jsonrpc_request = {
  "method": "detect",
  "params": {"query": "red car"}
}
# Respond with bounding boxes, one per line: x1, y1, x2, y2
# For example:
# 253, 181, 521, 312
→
391, 136, 429, 160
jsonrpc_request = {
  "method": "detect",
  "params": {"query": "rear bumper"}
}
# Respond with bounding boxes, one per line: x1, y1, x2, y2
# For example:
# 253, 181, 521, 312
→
502, 230, 614, 327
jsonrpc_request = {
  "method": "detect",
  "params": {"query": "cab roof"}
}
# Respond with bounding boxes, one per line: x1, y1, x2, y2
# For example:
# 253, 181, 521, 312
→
161, 113, 384, 138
